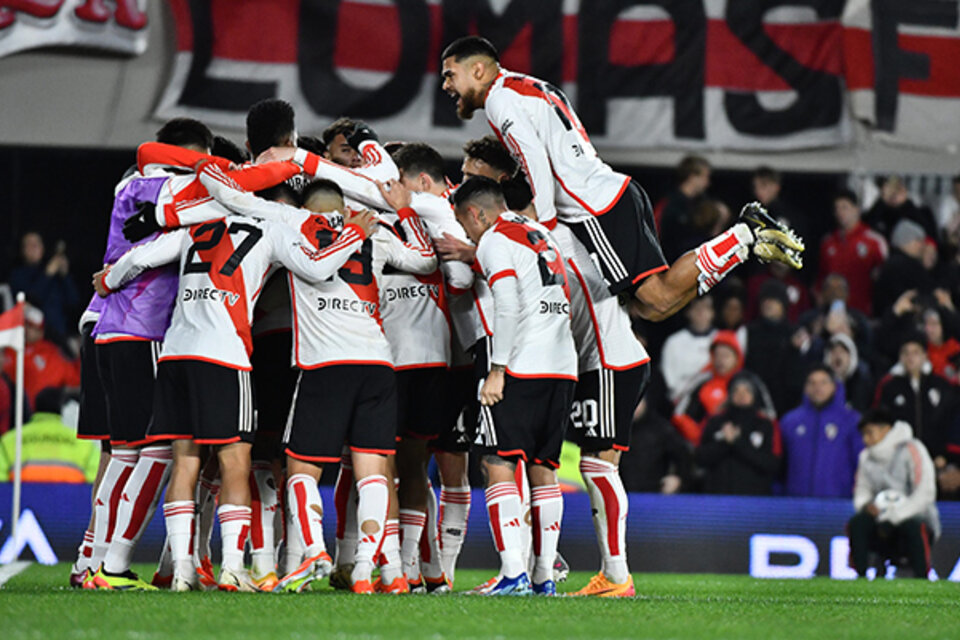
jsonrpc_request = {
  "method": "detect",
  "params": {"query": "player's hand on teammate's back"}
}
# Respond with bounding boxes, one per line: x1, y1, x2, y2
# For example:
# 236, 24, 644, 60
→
347, 208, 378, 238
122, 200, 161, 242
256, 146, 297, 165
436, 232, 476, 264
92, 268, 112, 297
480, 368, 505, 406
376, 179, 412, 210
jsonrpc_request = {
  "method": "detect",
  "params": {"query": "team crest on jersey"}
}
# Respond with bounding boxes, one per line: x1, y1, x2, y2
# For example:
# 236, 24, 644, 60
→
750, 431, 764, 448
825, 423, 838, 441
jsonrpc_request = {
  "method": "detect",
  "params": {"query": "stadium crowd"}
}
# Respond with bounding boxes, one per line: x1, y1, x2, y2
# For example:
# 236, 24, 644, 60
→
0, 35, 954, 587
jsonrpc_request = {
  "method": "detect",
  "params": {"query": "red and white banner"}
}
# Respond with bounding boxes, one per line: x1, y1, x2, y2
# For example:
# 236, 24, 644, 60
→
154, 0, 960, 153
0, 303, 25, 352
843, 0, 960, 150
0, 0, 149, 58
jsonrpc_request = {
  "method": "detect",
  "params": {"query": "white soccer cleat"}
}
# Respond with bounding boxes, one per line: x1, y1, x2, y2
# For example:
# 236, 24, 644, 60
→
218, 567, 259, 593
171, 573, 198, 592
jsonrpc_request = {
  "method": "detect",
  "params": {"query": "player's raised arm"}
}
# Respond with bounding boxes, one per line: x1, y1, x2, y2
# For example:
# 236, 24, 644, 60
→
94, 228, 188, 296
484, 91, 556, 225
274, 210, 374, 285
197, 161, 305, 228
287, 147, 393, 211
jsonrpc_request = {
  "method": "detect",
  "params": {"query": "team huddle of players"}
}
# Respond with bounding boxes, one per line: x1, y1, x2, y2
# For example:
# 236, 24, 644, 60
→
68, 37, 804, 596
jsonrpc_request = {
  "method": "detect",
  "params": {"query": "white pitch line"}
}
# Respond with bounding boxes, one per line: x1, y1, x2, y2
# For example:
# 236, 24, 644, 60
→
0, 561, 31, 588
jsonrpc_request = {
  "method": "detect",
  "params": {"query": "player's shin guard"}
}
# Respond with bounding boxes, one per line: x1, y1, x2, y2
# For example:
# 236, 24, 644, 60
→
485, 482, 525, 579
580, 457, 629, 584
531, 485, 563, 584
438, 484, 470, 582
193, 475, 219, 566
286, 474, 327, 558
250, 463, 278, 579
91, 450, 137, 568
694, 223, 752, 294
218, 505, 252, 574
334, 454, 359, 568
103, 445, 172, 574
352, 475, 389, 582
515, 461, 534, 572
163, 500, 195, 580
399, 509, 426, 580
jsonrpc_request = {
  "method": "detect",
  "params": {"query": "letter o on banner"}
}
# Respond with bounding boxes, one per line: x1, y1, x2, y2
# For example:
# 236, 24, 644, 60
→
749, 534, 819, 579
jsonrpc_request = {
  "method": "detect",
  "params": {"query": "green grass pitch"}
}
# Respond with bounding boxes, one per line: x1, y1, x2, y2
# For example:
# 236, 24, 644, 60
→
3, 563, 959, 639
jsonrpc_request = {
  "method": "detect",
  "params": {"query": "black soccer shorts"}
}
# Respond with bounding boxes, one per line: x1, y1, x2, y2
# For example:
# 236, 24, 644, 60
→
77, 322, 109, 441
96, 339, 159, 447
475, 374, 574, 469
566, 363, 650, 453
397, 366, 450, 441
430, 366, 477, 453
250, 331, 298, 437
566, 180, 668, 295
149, 360, 256, 445
283, 364, 397, 463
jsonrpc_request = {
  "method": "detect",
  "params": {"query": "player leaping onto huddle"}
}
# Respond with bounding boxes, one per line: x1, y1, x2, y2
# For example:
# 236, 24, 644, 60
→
440, 36, 804, 597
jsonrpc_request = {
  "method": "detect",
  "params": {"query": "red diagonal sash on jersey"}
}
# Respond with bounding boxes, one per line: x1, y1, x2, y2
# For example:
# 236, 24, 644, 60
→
493, 218, 570, 300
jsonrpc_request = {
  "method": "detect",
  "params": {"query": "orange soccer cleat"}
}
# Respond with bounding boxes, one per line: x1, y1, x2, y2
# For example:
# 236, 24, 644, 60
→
570, 572, 635, 598
351, 578, 375, 594
375, 575, 410, 594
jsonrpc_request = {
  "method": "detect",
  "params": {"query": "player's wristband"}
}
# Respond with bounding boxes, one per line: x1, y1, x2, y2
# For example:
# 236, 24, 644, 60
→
292, 147, 320, 175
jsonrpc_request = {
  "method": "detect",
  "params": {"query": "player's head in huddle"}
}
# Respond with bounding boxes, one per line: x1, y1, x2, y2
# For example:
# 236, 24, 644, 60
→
211, 135, 250, 166
322, 117, 362, 168
246, 98, 296, 157
441, 36, 500, 120
462, 135, 516, 182
156, 117, 213, 154
450, 176, 507, 244
302, 178, 345, 214
391, 142, 446, 194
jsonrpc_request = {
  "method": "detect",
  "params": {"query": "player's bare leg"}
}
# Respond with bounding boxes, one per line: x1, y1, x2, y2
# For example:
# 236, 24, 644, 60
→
527, 463, 563, 596
214, 441, 256, 592
349, 452, 391, 593
574, 448, 634, 597
435, 450, 470, 585
274, 457, 334, 593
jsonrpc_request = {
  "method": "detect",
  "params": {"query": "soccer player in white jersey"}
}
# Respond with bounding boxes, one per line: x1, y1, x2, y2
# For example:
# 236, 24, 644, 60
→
441, 36, 804, 596
93, 162, 375, 591
194, 164, 438, 594
451, 176, 576, 596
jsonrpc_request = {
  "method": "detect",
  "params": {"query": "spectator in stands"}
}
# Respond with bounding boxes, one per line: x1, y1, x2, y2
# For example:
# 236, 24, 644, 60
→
657, 155, 711, 263
619, 398, 693, 494
695, 373, 781, 496
8, 232, 80, 345
873, 220, 939, 315
0, 387, 99, 483
796, 274, 873, 367
922, 306, 960, 385
713, 279, 748, 348
874, 333, 956, 468
745, 280, 804, 414
0, 305, 79, 410
865, 175, 938, 242
818, 190, 887, 315
673, 331, 775, 445
848, 408, 939, 579
746, 261, 810, 324
780, 365, 862, 497
661, 295, 716, 403
934, 175, 960, 237
824, 333, 874, 412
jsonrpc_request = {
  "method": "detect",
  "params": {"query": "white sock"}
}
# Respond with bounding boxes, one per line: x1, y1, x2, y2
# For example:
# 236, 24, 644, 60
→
163, 500, 195, 580
438, 484, 470, 582
515, 461, 533, 573
286, 474, 327, 559
334, 456, 359, 568
73, 528, 95, 573
155, 536, 172, 580
531, 484, 563, 584
218, 504, 252, 573
485, 482, 525, 579
399, 509, 426, 581
103, 445, 172, 574
282, 503, 306, 576
419, 483, 443, 581
352, 474, 388, 582
91, 451, 137, 569
380, 518, 403, 583
193, 475, 219, 566
250, 463, 279, 578
580, 457, 629, 584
